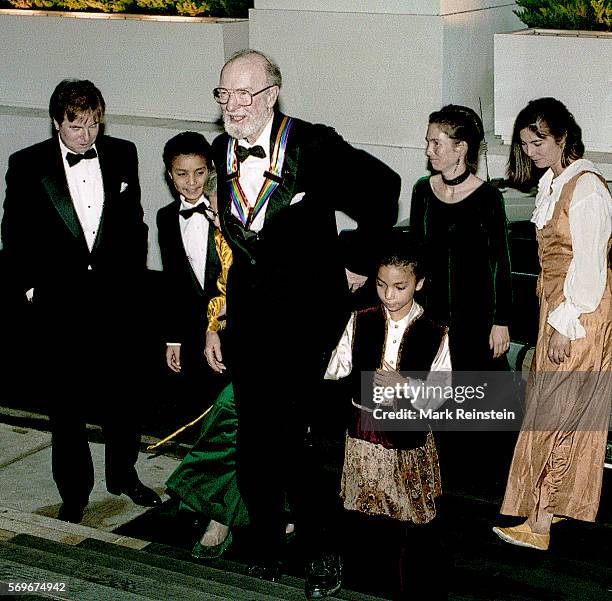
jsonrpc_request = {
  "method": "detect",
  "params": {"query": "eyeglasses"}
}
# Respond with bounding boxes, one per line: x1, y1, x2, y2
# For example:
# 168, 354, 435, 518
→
212, 85, 276, 107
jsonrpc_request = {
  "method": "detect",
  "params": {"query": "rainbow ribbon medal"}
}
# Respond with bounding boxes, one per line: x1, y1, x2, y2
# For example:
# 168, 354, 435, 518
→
226, 116, 294, 228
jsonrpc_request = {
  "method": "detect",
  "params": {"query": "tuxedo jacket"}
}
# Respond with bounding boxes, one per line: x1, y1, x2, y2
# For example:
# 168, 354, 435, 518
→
1, 134, 147, 340
156, 200, 221, 353
213, 112, 401, 363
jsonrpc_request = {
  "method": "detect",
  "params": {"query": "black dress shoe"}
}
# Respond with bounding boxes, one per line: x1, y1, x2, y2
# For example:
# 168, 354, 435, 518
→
57, 503, 85, 524
305, 552, 343, 599
109, 481, 162, 507
247, 560, 281, 582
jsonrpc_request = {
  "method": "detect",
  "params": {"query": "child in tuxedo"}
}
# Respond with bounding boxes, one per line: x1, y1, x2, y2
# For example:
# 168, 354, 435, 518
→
158, 132, 242, 558
325, 232, 451, 599
158, 132, 221, 394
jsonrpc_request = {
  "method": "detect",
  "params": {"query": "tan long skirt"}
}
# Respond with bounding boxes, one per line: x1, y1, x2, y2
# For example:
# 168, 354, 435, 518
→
500, 290, 612, 522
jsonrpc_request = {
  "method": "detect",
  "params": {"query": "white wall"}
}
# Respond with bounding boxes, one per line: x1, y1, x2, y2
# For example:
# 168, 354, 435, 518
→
0, 12, 248, 122
249, 0, 523, 220
254, 0, 514, 15
494, 30, 612, 153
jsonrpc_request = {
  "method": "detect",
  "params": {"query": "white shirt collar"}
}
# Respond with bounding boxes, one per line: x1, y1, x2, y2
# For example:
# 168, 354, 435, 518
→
531, 158, 601, 229
179, 194, 209, 211
383, 300, 423, 328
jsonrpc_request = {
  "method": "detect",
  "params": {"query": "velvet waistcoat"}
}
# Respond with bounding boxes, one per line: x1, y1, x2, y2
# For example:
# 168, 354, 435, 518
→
349, 304, 447, 449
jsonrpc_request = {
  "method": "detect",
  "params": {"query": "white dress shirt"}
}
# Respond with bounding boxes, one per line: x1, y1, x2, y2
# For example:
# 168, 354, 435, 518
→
179, 194, 211, 290
531, 159, 612, 340
231, 116, 274, 233
58, 136, 104, 252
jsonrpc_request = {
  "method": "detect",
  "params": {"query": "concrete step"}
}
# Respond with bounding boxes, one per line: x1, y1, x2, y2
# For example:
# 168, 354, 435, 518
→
0, 548, 156, 601
4, 533, 388, 601
1, 535, 227, 601
80, 537, 388, 601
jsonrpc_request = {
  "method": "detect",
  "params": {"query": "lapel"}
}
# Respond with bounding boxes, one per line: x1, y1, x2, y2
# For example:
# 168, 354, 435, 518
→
262, 112, 298, 225
41, 140, 87, 245
203, 225, 219, 298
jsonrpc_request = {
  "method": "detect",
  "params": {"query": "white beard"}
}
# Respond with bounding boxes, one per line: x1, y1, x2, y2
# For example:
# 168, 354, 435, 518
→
223, 108, 272, 141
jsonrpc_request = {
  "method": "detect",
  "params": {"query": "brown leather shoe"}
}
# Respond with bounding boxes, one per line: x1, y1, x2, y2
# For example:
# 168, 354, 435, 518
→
492, 522, 549, 550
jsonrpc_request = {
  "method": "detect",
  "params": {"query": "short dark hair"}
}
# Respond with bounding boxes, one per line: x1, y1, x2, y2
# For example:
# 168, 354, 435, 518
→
376, 230, 425, 282
507, 97, 584, 185
49, 79, 105, 125
428, 104, 484, 174
162, 131, 213, 172
163, 131, 215, 198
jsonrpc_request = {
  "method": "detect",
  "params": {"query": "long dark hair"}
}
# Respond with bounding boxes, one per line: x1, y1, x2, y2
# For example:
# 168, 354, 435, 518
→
507, 97, 584, 185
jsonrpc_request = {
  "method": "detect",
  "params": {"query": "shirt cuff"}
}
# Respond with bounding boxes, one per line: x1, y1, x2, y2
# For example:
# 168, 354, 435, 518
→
547, 301, 586, 340
166, 342, 181, 347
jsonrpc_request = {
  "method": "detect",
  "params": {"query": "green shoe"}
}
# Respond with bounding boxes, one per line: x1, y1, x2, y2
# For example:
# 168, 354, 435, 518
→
191, 530, 233, 560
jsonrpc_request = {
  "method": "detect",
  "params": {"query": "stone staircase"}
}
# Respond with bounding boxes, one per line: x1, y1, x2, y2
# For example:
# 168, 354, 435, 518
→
0, 510, 387, 601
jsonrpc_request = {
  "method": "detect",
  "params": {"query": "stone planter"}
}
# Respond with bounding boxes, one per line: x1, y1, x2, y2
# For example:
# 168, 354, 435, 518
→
0, 9, 248, 122
494, 28, 612, 153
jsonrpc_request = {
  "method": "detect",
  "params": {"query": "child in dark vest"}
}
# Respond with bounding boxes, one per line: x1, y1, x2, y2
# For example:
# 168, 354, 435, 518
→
325, 232, 451, 599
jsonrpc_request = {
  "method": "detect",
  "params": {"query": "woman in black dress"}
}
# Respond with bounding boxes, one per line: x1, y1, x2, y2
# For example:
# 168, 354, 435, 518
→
410, 105, 514, 490
410, 105, 512, 371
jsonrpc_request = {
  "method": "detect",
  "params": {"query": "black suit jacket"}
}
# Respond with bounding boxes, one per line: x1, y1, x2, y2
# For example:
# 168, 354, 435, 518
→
156, 200, 220, 352
2, 134, 147, 339
213, 112, 400, 362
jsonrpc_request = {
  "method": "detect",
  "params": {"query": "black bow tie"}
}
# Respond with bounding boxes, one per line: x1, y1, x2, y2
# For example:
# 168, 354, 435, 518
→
66, 148, 97, 167
179, 203, 210, 220
235, 145, 266, 163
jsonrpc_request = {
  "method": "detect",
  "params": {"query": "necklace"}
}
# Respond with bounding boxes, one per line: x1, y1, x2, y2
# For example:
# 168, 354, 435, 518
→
441, 169, 470, 186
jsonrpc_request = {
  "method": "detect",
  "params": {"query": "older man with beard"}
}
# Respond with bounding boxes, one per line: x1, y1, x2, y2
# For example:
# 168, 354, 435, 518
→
205, 49, 400, 599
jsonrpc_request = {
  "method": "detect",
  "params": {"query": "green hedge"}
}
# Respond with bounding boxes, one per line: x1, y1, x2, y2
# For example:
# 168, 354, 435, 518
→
0, 0, 252, 17
514, 0, 611, 31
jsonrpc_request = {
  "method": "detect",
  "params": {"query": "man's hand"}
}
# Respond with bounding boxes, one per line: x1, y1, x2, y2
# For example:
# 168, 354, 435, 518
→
548, 330, 571, 365
205, 330, 226, 373
346, 269, 367, 293
489, 325, 510, 358
166, 344, 181, 373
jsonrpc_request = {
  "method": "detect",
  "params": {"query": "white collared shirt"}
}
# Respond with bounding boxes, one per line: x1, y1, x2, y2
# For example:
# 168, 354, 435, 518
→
59, 136, 104, 251
179, 194, 211, 290
531, 159, 612, 339
232, 116, 274, 233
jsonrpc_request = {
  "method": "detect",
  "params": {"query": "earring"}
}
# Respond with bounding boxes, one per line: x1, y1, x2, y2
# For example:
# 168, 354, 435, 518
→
453, 157, 460, 174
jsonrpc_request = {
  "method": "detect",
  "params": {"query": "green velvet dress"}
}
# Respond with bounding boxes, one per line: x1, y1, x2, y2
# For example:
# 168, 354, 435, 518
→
165, 383, 249, 527
410, 177, 512, 370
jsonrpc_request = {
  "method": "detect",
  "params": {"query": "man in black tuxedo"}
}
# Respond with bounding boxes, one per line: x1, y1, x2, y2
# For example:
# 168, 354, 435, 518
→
1, 79, 160, 523
156, 132, 226, 417
208, 50, 400, 598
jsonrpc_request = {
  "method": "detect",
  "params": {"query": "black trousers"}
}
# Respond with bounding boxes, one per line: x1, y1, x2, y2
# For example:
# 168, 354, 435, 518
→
49, 406, 140, 506
229, 336, 339, 561
38, 291, 144, 508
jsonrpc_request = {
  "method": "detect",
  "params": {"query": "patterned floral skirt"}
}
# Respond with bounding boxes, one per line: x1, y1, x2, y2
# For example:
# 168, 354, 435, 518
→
340, 431, 441, 523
